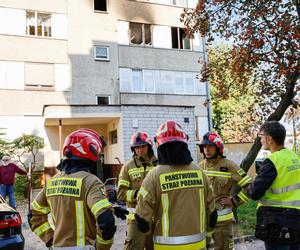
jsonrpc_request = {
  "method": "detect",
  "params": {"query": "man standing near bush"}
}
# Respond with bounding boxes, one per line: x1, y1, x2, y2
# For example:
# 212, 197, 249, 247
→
0, 155, 27, 209
245, 121, 300, 250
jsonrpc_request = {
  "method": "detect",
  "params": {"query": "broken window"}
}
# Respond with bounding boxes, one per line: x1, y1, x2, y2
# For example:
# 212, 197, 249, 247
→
94, 0, 107, 12
171, 27, 191, 50
130, 22, 152, 46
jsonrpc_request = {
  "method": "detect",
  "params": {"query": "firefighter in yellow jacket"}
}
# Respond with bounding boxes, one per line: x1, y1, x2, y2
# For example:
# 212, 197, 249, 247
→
118, 131, 157, 250
135, 120, 217, 250
28, 129, 118, 250
198, 132, 252, 250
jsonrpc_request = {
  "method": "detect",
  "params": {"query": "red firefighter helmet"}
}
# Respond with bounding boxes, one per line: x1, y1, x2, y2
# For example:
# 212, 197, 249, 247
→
130, 132, 152, 151
198, 132, 224, 154
63, 128, 105, 162
154, 120, 188, 148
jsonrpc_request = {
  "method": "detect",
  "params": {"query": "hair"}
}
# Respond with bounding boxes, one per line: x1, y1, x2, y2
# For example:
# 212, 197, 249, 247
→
260, 121, 286, 146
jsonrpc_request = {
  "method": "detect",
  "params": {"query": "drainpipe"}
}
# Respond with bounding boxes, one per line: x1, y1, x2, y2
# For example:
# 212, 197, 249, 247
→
202, 37, 212, 131
59, 119, 62, 158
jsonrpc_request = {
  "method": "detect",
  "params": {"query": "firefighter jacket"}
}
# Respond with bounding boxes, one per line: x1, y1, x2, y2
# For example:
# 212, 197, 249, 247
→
136, 163, 215, 250
199, 157, 252, 223
117, 155, 156, 221
30, 170, 112, 248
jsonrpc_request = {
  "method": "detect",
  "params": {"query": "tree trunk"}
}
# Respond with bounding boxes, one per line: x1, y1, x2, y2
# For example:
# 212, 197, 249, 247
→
240, 76, 297, 172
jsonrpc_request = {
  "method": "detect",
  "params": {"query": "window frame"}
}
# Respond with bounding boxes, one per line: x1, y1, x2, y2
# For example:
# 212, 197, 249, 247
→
129, 22, 153, 47
26, 11, 52, 38
94, 46, 110, 61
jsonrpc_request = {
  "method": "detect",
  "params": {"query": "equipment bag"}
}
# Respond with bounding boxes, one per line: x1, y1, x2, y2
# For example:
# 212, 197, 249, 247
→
255, 206, 300, 244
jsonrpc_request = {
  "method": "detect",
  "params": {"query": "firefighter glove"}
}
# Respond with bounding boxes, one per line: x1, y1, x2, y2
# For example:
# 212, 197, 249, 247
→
97, 210, 116, 240
113, 206, 129, 220
135, 213, 150, 233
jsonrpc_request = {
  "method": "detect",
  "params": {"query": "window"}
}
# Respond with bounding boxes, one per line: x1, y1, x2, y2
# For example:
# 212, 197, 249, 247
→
120, 68, 202, 95
94, 0, 107, 12
26, 11, 51, 37
171, 27, 191, 50
130, 22, 152, 46
94, 46, 109, 61
25, 63, 54, 90
132, 69, 144, 92
96, 96, 111, 105
110, 130, 118, 144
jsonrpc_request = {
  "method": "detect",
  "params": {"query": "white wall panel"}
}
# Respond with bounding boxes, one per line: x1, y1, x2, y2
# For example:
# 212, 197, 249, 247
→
0, 8, 26, 36
153, 25, 171, 49
55, 64, 70, 91
51, 14, 68, 39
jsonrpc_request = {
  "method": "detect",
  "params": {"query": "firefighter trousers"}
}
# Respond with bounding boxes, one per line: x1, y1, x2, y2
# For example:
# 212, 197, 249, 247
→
207, 220, 233, 250
124, 220, 154, 250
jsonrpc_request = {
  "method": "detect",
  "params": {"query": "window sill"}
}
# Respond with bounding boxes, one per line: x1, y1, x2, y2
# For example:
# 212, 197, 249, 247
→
25, 85, 55, 91
118, 44, 203, 53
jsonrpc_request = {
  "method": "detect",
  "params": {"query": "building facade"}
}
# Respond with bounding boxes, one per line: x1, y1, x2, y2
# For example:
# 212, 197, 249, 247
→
0, 0, 211, 177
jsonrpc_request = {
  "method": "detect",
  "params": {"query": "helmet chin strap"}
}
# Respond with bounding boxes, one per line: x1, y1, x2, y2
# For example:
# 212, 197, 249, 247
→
204, 147, 220, 159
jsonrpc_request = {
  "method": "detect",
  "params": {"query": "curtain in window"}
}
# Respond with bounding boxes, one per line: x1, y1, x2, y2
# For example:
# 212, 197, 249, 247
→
26, 11, 35, 35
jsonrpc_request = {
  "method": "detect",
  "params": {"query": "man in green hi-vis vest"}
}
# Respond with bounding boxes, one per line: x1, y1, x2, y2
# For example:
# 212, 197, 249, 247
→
245, 121, 300, 250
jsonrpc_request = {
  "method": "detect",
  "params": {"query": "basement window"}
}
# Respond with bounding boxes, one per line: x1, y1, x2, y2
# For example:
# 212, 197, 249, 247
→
96, 96, 111, 105
94, 0, 107, 12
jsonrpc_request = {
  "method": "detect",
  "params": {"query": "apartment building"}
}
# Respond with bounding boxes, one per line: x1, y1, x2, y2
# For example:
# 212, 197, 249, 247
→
0, 0, 211, 177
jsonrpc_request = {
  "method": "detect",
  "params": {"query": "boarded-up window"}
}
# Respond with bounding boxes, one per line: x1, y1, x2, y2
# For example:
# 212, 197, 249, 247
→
25, 63, 54, 90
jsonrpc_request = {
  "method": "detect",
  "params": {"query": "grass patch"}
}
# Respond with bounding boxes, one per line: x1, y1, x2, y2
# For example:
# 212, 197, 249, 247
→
234, 200, 257, 236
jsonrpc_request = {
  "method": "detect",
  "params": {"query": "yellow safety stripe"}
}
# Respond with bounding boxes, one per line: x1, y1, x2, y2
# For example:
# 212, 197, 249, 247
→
32, 200, 50, 214
238, 191, 250, 203
199, 189, 205, 232
48, 200, 56, 226
207, 230, 213, 238
128, 168, 144, 175
96, 234, 113, 245
91, 199, 111, 217
126, 190, 135, 202
127, 213, 135, 220
161, 193, 169, 237
237, 175, 252, 187
34, 221, 51, 236
146, 166, 155, 172
139, 187, 148, 199
118, 179, 130, 187
75, 200, 85, 246
217, 212, 234, 222
203, 170, 231, 178
154, 238, 206, 250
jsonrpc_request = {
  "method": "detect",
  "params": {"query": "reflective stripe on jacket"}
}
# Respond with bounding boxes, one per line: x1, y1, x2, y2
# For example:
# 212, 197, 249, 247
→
117, 155, 156, 221
259, 148, 300, 209
199, 157, 252, 219
136, 163, 215, 249
30, 171, 112, 248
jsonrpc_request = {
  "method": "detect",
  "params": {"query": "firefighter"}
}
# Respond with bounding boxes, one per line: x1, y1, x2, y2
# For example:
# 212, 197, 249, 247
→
117, 131, 157, 250
245, 121, 300, 249
198, 132, 252, 250
135, 120, 217, 250
28, 129, 118, 250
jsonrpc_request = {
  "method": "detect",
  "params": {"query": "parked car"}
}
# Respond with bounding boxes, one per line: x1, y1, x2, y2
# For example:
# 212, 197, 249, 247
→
0, 195, 24, 250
